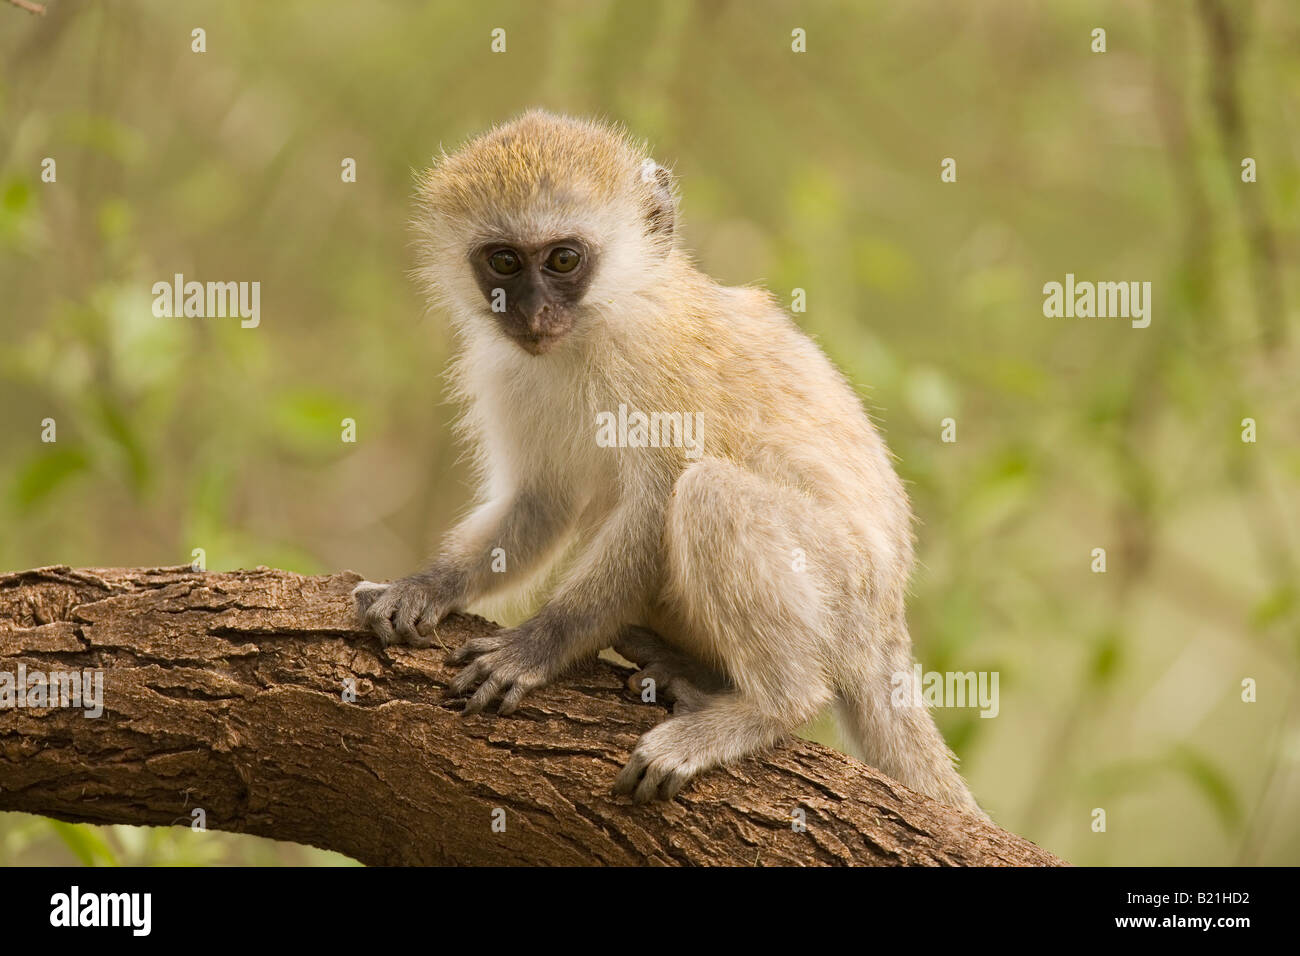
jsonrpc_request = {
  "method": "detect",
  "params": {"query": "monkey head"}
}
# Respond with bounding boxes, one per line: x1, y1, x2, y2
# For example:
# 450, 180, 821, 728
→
414, 110, 678, 356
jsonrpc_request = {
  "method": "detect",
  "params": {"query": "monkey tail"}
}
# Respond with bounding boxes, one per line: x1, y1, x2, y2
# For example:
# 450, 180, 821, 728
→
833, 680, 988, 818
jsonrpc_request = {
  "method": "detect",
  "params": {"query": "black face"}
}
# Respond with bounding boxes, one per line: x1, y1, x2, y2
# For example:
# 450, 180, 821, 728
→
469, 238, 596, 355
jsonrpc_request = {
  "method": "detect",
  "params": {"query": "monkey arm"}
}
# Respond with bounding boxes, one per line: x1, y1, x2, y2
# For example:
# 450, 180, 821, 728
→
434, 483, 576, 606
530, 488, 666, 661
447, 479, 669, 715
357, 482, 574, 647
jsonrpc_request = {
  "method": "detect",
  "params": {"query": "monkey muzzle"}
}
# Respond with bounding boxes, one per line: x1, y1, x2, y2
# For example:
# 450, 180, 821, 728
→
508, 302, 574, 355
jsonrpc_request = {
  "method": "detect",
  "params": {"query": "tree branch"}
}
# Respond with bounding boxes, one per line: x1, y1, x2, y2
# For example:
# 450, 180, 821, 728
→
0, 565, 1063, 866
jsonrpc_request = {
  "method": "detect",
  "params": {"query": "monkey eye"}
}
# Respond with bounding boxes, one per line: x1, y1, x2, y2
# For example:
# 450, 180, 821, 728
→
488, 249, 522, 276
545, 247, 581, 274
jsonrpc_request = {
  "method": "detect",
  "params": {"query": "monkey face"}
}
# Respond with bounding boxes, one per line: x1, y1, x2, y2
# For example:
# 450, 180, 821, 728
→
468, 238, 597, 355
415, 113, 678, 350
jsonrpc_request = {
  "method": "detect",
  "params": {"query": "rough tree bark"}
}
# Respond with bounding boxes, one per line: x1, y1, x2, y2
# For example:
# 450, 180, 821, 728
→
0, 565, 1064, 866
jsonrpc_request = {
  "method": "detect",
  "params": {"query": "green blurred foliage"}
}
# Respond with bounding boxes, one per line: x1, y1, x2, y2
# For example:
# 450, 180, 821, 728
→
1, 0, 1297, 866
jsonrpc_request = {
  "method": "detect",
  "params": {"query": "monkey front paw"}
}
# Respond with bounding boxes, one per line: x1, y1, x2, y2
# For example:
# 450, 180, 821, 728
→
353, 576, 450, 649
446, 626, 555, 716
613, 724, 704, 803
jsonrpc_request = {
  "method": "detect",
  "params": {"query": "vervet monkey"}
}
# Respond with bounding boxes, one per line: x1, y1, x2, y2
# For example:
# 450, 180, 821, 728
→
354, 110, 982, 813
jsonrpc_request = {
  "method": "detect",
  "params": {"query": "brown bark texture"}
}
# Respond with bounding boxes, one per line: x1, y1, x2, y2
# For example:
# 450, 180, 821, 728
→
0, 565, 1064, 866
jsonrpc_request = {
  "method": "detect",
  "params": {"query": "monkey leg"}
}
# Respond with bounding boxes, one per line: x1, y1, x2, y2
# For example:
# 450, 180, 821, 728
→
614, 459, 836, 802
613, 626, 728, 714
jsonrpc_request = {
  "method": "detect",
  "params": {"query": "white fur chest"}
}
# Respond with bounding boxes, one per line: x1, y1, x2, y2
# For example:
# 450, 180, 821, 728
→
454, 332, 615, 503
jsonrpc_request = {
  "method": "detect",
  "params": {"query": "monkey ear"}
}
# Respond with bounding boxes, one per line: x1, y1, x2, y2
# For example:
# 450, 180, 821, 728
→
644, 162, 677, 242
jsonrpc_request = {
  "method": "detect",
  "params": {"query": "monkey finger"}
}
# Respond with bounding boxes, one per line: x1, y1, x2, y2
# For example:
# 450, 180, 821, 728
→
404, 630, 435, 649
414, 609, 446, 644
450, 635, 506, 664
612, 753, 648, 796
625, 666, 667, 698
351, 581, 389, 621
632, 764, 667, 804
463, 675, 505, 715
448, 658, 489, 696
394, 608, 424, 646
497, 678, 538, 716
366, 606, 397, 647
657, 767, 692, 801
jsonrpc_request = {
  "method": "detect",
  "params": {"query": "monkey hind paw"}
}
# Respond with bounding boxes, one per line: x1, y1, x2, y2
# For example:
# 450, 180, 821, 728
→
625, 667, 712, 714
613, 736, 700, 803
351, 580, 389, 617
614, 626, 728, 713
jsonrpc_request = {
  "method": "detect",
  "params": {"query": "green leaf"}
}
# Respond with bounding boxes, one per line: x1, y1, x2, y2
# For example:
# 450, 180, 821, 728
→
1250, 585, 1297, 630
0, 177, 34, 244
2, 179, 31, 214
272, 389, 354, 454
94, 397, 150, 494
1087, 630, 1123, 686
10, 447, 90, 510
1168, 746, 1242, 831
49, 820, 119, 867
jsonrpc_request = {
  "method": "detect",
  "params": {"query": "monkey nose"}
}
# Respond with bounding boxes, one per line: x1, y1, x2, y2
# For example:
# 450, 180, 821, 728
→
526, 305, 553, 334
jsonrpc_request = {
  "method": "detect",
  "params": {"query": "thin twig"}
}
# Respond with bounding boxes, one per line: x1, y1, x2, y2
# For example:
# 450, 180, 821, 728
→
1196, 0, 1287, 351
5, 0, 46, 15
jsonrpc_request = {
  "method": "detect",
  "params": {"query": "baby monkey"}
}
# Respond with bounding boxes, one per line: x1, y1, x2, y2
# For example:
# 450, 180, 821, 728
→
355, 111, 982, 813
